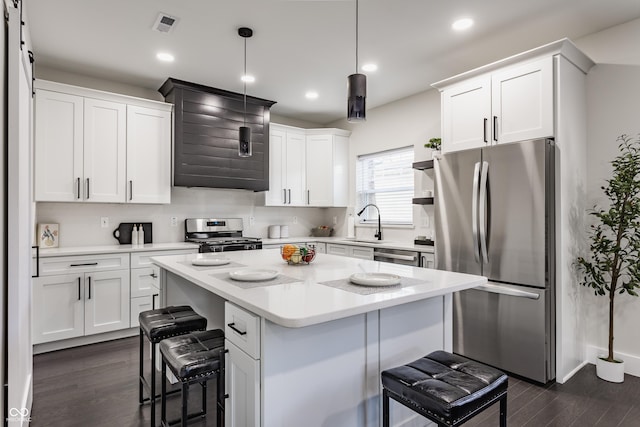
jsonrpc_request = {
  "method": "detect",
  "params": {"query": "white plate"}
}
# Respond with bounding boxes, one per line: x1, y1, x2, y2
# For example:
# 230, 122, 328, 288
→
191, 256, 231, 266
349, 273, 401, 287
229, 269, 279, 282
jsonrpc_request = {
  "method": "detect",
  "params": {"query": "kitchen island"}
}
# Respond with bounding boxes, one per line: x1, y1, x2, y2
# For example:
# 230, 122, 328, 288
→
152, 249, 486, 427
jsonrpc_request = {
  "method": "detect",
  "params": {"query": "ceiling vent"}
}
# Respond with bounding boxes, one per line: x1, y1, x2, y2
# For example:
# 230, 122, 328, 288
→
152, 13, 179, 34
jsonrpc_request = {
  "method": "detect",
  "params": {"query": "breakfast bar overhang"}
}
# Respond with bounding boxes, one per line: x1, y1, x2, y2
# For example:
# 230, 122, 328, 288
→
152, 250, 486, 427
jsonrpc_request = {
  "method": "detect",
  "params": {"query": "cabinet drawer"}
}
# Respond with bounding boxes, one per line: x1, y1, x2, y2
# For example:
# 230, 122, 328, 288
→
350, 246, 374, 260
131, 295, 155, 328
40, 253, 129, 276
131, 266, 160, 297
131, 249, 197, 268
326, 244, 348, 256
225, 302, 261, 359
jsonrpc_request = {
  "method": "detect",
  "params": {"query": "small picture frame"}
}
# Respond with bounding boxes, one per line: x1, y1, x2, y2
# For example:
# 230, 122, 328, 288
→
38, 223, 59, 248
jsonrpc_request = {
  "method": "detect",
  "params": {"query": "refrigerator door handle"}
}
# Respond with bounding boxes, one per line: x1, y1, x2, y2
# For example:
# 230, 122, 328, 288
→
472, 162, 481, 263
476, 283, 541, 300
479, 161, 489, 263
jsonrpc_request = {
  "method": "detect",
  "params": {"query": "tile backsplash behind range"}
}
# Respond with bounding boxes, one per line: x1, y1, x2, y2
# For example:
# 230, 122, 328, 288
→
35, 186, 335, 247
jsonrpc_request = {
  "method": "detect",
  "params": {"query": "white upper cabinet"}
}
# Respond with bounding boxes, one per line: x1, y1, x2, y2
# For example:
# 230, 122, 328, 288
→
266, 124, 349, 207
83, 98, 127, 203
265, 125, 306, 206
34, 80, 172, 204
437, 55, 554, 154
126, 105, 172, 203
34, 90, 84, 201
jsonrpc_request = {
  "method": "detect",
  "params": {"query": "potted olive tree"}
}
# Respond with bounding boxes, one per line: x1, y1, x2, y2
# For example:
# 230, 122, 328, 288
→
424, 137, 441, 159
576, 134, 640, 383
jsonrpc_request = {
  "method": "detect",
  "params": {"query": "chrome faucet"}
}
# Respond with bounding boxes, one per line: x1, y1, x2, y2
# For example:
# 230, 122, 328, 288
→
357, 204, 382, 240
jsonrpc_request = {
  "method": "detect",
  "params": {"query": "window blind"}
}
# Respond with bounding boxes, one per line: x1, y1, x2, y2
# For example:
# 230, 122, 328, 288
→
356, 146, 414, 225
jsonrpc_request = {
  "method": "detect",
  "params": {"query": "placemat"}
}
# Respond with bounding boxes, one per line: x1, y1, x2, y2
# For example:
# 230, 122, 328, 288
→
210, 272, 301, 289
319, 276, 425, 295
179, 260, 247, 271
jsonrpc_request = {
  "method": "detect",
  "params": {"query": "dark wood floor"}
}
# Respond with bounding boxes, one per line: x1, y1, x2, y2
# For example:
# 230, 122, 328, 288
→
31, 336, 640, 426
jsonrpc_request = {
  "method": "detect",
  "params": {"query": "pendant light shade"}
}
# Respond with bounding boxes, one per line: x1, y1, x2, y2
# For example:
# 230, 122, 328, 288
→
239, 126, 252, 157
238, 27, 253, 157
347, 0, 366, 122
347, 73, 366, 122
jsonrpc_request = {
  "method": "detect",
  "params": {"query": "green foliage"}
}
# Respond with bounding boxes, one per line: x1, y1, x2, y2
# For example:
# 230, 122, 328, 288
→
575, 134, 640, 362
424, 137, 441, 150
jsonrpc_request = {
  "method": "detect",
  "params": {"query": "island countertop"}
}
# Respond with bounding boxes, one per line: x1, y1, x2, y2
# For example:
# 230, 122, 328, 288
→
152, 249, 486, 328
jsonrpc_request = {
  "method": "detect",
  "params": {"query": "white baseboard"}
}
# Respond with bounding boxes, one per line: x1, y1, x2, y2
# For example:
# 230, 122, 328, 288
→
559, 360, 589, 384
586, 345, 640, 378
33, 328, 138, 354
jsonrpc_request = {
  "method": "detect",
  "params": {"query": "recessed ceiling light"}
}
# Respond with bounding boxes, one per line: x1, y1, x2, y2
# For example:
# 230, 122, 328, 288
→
305, 91, 319, 100
241, 75, 255, 83
362, 63, 378, 72
452, 18, 474, 31
156, 52, 175, 62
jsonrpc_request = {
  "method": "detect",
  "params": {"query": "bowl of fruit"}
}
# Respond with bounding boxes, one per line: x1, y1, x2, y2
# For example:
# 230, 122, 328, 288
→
281, 244, 317, 265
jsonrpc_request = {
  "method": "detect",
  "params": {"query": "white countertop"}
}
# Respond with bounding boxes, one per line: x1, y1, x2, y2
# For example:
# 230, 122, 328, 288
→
37, 242, 200, 258
262, 236, 435, 253
152, 249, 484, 328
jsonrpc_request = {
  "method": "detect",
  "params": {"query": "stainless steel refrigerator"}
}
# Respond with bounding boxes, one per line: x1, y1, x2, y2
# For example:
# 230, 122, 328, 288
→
434, 138, 555, 383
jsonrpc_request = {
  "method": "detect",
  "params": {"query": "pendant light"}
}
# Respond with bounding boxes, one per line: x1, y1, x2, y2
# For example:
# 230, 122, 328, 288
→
238, 27, 253, 157
347, 0, 366, 122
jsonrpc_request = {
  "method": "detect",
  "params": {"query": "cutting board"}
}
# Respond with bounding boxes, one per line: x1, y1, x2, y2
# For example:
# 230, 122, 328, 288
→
112, 222, 152, 244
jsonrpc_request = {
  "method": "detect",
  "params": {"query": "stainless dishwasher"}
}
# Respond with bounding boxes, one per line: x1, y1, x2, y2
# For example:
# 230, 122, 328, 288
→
373, 248, 420, 266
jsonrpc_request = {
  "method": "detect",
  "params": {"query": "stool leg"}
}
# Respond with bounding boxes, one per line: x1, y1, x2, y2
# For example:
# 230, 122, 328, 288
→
161, 360, 167, 427
382, 389, 390, 427
217, 370, 224, 427
500, 395, 508, 427
151, 341, 156, 427
201, 380, 207, 416
139, 329, 144, 405
182, 382, 189, 427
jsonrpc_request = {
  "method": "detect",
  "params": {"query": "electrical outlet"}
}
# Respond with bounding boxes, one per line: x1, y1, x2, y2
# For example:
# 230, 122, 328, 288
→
100, 217, 109, 228
249, 216, 255, 226
292, 216, 298, 224
170, 216, 178, 227
333, 216, 338, 225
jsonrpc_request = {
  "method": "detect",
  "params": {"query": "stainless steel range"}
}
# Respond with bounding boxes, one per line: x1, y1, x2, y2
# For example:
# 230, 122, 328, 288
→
185, 218, 262, 252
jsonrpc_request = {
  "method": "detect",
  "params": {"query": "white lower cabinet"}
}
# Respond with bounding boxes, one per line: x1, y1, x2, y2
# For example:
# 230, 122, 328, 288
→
421, 252, 435, 269
326, 243, 374, 260
225, 340, 260, 427
32, 268, 130, 344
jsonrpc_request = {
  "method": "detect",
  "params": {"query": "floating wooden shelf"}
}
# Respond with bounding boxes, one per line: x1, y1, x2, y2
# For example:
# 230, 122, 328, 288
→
412, 197, 434, 205
412, 160, 434, 170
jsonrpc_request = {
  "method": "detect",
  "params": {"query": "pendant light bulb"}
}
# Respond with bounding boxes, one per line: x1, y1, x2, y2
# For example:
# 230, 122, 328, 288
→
238, 27, 253, 157
347, 0, 366, 122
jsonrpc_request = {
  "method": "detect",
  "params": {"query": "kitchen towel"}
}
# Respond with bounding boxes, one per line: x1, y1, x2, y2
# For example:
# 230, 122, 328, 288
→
319, 276, 424, 295
210, 272, 300, 289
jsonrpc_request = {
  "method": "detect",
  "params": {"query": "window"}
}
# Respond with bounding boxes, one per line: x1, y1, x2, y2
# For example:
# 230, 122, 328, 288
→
356, 146, 414, 225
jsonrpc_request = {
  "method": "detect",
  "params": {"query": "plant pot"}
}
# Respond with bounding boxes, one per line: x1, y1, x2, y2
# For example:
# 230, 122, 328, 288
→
431, 150, 442, 160
596, 356, 625, 383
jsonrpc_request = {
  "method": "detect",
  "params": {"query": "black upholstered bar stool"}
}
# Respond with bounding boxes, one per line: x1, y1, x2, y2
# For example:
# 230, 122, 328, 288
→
138, 306, 207, 427
381, 351, 508, 427
160, 329, 226, 427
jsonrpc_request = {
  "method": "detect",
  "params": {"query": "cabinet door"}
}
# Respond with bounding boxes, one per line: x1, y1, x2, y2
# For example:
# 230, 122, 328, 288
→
349, 246, 374, 260
285, 132, 306, 205
225, 340, 260, 427
421, 252, 435, 269
306, 135, 333, 206
265, 128, 286, 206
83, 98, 127, 203
34, 89, 84, 201
491, 57, 553, 144
130, 295, 153, 328
32, 274, 84, 344
84, 270, 130, 335
126, 105, 172, 204
326, 243, 348, 256
441, 76, 491, 154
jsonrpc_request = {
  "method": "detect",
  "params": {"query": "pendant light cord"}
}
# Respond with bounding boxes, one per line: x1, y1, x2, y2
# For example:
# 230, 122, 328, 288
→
355, 0, 359, 73
243, 36, 247, 127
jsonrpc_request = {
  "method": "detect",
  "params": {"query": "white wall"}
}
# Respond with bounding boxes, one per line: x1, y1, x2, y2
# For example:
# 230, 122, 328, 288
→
583, 64, 640, 376
328, 89, 441, 242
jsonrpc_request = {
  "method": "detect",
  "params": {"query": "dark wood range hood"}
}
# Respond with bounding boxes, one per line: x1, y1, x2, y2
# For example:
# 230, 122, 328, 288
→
159, 78, 276, 191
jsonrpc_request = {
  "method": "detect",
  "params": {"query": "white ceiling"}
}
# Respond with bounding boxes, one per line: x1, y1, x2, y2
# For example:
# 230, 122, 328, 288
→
25, 0, 640, 125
